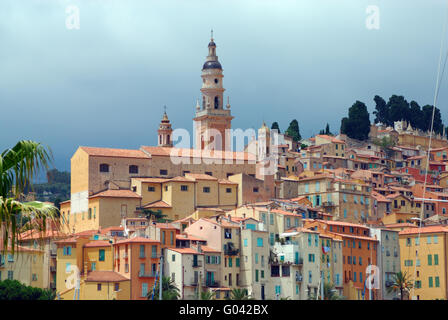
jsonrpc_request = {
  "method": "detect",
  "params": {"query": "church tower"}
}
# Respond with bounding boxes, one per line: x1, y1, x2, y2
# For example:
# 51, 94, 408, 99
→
258, 122, 271, 160
193, 32, 233, 151
158, 108, 173, 147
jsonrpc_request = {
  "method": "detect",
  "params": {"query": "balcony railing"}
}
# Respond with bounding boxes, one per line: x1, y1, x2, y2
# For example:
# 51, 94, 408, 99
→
192, 260, 203, 268
296, 274, 303, 282
139, 271, 156, 278
294, 257, 304, 265
224, 248, 239, 256
322, 201, 335, 207
205, 281, 220, 288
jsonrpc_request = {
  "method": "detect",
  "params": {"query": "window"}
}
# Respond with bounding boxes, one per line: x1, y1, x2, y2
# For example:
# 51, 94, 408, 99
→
88, 208, 92, 219
129, 165, 139, 174
99, 249, 105, 262
7, 271, 13, 280
434, 235, 438, 244
181, 185, 188, 191
308, 254, 315, 262
435, 276, 440, 287
429, 277, 433, 288
226, 188, 232, 193
139, 245, 145, 258
270, 214, 274, 225
63, 246, 72, 256
257, 238, 264, 247
99, 164, 109, 172
142, 283, 148, 297
160, 169, 168, 175
114, 283, 120, 291
435, 254, 439, 265
97, 283, 102, 291
203, 187, 210, 193
428, 254, 432, 266
253, 187, 259, 193
205, 172, 213, 176
148, 186, 155, 192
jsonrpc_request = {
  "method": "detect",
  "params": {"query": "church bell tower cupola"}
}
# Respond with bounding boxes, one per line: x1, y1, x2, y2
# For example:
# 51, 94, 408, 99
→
194, 31, 234, 151
158, 107, 173, 147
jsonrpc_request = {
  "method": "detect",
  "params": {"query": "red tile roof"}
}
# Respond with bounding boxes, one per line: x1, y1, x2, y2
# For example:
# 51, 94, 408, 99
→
141, 146, 256, 161
142, 200, 172, 208
185, 173, 217, 181
201, 246, 221, 253
85, 271, 130, 282
168, 247, 203, 255
89, 189, 141, 199
114, 237, 160, 245
80, 146, 149, 159
399, 225, 448, 235
84, 240, 112, 248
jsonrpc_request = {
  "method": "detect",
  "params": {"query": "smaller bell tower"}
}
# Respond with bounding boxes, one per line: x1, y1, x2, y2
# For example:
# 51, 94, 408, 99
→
158, 107, 173, 147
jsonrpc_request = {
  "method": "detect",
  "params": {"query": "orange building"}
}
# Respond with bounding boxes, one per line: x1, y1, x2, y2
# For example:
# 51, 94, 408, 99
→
113, 237, 161, 300
304, 220, 379, 300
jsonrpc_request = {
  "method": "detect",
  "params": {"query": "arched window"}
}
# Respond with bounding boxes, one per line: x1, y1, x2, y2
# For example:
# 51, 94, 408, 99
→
167, 134, 170, 144
159, 135, 162, 144
214, 96, 219, 109
129, 165, 139, 174
203, 96, 206, 109
99, 164, 109, 173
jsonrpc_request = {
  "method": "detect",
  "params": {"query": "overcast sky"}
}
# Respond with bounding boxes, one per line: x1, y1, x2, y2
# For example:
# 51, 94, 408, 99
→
1, 0, 448, 178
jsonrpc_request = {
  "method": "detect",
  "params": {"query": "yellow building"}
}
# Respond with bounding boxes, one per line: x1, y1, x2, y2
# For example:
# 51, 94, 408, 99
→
0, 246, 45, 289
399, 226, 448, 300
55, 236, 131, 300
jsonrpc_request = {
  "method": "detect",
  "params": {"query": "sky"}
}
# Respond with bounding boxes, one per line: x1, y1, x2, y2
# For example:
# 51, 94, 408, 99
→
1, 0, 448, 179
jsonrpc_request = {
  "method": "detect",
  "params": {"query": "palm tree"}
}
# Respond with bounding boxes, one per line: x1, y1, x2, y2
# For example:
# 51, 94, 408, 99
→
148, 276, 180, 300
228, 288, 251, 300
387, 271, 413, 300
199, 290, 215, 300
308, 283, 344, 300
0, 141, 58, 254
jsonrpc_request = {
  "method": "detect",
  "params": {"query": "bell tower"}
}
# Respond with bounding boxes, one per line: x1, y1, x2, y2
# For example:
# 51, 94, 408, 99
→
194, 31, 233, 151
158, 107, 173, 147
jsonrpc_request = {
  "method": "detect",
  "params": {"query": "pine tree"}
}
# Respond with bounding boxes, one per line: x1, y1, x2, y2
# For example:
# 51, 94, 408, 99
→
271, 122, 280, 133
285, 119, 301, 142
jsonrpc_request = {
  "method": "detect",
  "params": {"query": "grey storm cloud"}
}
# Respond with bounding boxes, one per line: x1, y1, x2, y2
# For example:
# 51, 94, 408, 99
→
1, 0, 447, 177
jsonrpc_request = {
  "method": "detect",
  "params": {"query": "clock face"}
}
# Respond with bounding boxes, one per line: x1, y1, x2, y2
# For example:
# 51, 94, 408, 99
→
214, 78, 218, 84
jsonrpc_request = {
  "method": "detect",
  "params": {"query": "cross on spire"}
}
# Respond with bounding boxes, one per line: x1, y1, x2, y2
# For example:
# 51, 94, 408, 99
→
163, 105, 167, 113
211, 29, 213, 40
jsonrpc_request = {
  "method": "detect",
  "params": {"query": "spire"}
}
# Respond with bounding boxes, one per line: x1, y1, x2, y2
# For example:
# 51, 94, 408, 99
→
162, 105, 169, 121
196, 99, 200, 111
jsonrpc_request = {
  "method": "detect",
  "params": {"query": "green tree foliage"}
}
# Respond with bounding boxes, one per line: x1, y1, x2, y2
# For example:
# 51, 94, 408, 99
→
46, 169, 70, 184
0, 140, 58, 254
141, 208, 168, 223
340, 101, 371, 140
148, 276, 180, 300
271, 122, 280, 133
373, 95, 389, 125
228, 288, 252, 300
308, 282, 345, 300
0, 280, 55, 300
372, 95, 445, 135
285, 119, 301, 142
199, 290, 216, 300
387, 271, 413, 300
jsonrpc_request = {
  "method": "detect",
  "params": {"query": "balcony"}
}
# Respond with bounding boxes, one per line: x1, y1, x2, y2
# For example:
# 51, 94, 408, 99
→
191, 280, 205, 286
322, 201, 335, 207
50, 283, 56, 289
50, 249, 57, 257
296, 274, 303, 282
294, 257, 304, 265
50, 266, 56, 273
206, 281, 220, 288
139, 271, 156, 278
192, 260, 203, 268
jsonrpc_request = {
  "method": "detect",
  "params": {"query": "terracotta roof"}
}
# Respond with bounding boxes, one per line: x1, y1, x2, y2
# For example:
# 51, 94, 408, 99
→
176, 234, 206, 241
218, 179, 238, 185
85, 271, 129, 282
74, 230, 100, 236
185, 173, 217, 181
89, 189, 141, 199
154, 222, 177, 229
84, 240, 112, 248
141, 146, 256, 161
19, 230, 67, 241
142, 200, 172, 208
399, 225, 448, 235
169, 247, 203, 255
271, 209, 299, 217
166, 176, 195, 183
54, 237, 78, 245
383, 223, 418, 229
80, 146, 149, 159
101, 226, 124, 234
114, 237, 160, 245
371, 191, 391, 203
201, 246, 221, 253
133, 177, 169, 183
